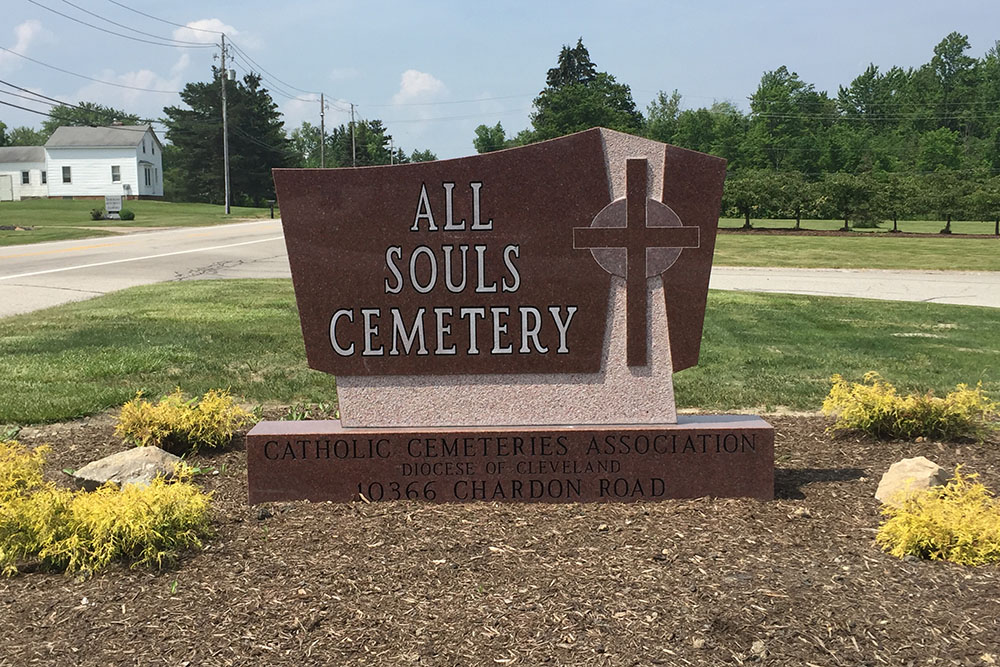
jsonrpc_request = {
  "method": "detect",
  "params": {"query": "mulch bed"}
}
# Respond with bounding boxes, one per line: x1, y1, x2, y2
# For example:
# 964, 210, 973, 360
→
2, 414, 999, 666
720, 227, 999, 239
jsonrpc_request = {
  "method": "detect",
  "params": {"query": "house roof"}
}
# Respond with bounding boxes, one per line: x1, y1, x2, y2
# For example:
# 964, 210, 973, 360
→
45, 124, 157, 149
0, 146, 45, 163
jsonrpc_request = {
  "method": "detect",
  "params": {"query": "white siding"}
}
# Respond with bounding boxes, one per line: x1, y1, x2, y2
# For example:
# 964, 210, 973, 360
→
46, 147, 140, 198
0, 162, 48, 200
136, 129, 164, 197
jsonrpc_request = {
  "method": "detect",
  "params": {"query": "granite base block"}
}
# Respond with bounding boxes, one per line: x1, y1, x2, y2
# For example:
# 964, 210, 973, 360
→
247, 415, 774, 504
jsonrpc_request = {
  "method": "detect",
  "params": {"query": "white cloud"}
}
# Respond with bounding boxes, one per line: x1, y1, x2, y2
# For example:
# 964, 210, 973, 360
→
66, 61, 188, 125
172, 19, 237, 46
392, 70, 446, 105
0, 20, 44, 70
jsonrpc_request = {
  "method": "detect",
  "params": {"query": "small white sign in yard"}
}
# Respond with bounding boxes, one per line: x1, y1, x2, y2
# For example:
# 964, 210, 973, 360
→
105, 195, 123, 220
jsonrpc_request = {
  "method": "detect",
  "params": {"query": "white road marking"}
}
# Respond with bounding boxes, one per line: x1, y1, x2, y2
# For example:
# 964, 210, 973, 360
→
0, 236, 285, 281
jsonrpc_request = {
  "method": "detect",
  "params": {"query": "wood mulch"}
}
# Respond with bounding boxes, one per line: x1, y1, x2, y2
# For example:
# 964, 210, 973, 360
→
1, 414, 998, 666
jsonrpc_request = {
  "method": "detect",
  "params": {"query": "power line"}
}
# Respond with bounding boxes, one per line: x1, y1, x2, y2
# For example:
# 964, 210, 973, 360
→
25, 0, 215, 49
0, 97, 155, 131
362, 93, 534, 108
227, 40, 319, 96
0, 46, 183, 94
228, 54, 317, 103
0, 80, 159, 126
55, 0, 213, 46
104, 0, 224, 34
0, 99, 51, 116
381, 107, 532, 124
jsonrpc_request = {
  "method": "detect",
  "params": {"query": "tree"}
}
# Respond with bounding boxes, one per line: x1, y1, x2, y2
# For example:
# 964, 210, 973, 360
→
288, 121, 323, 167
473, 122, 509, 153
545, 38, 597, 87
723, 169, 774, 229
918, 171, 969, 234
878, 172, 919, 232
41, 102, 142, 138
529, 39, 643, 140
6, 126, 46, 146
409, 149, 437, 162
163, 69, 294, 205
772, 171, 817, 229
326, 119, 407, 167
645, 89, 681, 144
916, 127, 962, 172
822, 172, 877, 230
964, 176, 1000, 236
0, 121, 7, 146
743, 66, 836, 173
931, 31, 977, 132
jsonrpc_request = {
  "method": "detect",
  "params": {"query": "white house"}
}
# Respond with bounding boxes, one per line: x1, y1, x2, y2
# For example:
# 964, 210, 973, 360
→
0, 146, 47, 201
45, 125, 163, 199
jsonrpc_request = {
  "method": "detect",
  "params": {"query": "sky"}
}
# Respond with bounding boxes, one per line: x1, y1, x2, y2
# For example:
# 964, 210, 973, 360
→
2, 0, 1000, 160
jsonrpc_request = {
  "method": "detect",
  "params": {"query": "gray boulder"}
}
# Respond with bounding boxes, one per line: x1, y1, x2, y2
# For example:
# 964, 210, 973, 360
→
875, 456, 948, 507
71, 447, 182, 492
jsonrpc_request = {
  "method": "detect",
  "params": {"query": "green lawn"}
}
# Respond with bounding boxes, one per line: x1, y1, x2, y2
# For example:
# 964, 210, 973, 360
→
0, 199, 276, 246
1, 280, 996, 424
714, 233, 1000, 271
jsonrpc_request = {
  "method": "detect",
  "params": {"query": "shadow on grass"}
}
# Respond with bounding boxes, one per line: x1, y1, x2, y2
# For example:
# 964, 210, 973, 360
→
774, 467, 866, 500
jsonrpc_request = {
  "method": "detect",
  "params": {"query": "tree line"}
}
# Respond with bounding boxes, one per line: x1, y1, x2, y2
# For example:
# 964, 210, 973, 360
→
475, 35, 1000, 231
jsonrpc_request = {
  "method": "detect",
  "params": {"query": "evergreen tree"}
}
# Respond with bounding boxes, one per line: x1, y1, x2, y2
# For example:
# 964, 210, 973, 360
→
163, 69, 294, 205
528, 39, 643, 141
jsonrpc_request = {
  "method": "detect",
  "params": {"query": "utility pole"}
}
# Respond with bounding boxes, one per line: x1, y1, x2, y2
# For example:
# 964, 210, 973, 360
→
350, 103, 356, 167
319, 93, 325, 168
220, 34, 231, 215
389, 136, 394, 165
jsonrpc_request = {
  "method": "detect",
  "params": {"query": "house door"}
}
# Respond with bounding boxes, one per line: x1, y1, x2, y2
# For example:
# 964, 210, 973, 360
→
0, 175, 13, 202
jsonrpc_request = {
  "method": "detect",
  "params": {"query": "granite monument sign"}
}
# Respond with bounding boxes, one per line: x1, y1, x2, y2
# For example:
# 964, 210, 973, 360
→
247, 127, 774, 503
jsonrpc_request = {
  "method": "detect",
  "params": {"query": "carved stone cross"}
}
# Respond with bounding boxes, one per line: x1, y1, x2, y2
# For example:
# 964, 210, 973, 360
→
573, 158, 700, 367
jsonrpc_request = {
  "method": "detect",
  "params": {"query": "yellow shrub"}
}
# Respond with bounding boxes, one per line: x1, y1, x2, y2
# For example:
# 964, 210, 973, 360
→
823, 372, 998, 441
876, 468, 1000, 565
0, 440, 212, 576
0, 440, 49, 504
115, 388, 250, 453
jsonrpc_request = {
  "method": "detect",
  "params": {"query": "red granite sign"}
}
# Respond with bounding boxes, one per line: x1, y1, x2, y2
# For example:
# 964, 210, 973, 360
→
272, 128, 725, 376
251, 128, 774, 504
248, 416, 774, 504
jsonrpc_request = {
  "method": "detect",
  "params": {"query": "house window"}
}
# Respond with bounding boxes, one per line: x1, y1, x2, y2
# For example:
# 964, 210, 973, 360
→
41, 171, 46, 184
142, 139, 146, 154
111, 165, 121, 183
144, 167, 151, 186
21, 171, 29, 185
62, 166, 71, 183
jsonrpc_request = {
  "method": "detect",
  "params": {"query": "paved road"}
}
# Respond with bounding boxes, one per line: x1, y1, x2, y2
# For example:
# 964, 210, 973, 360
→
2, 221, 998, 317
0, 220, 287, 317
709, 267, 1000, 308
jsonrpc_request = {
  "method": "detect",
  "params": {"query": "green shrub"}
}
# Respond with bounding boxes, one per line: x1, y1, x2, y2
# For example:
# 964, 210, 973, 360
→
877, 467, 1000, 565
89, 208, 104, 221
0, 440, 212, 576
119, 209, 135, 221
115, 388, 251, 454
822, 372, 997, 441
